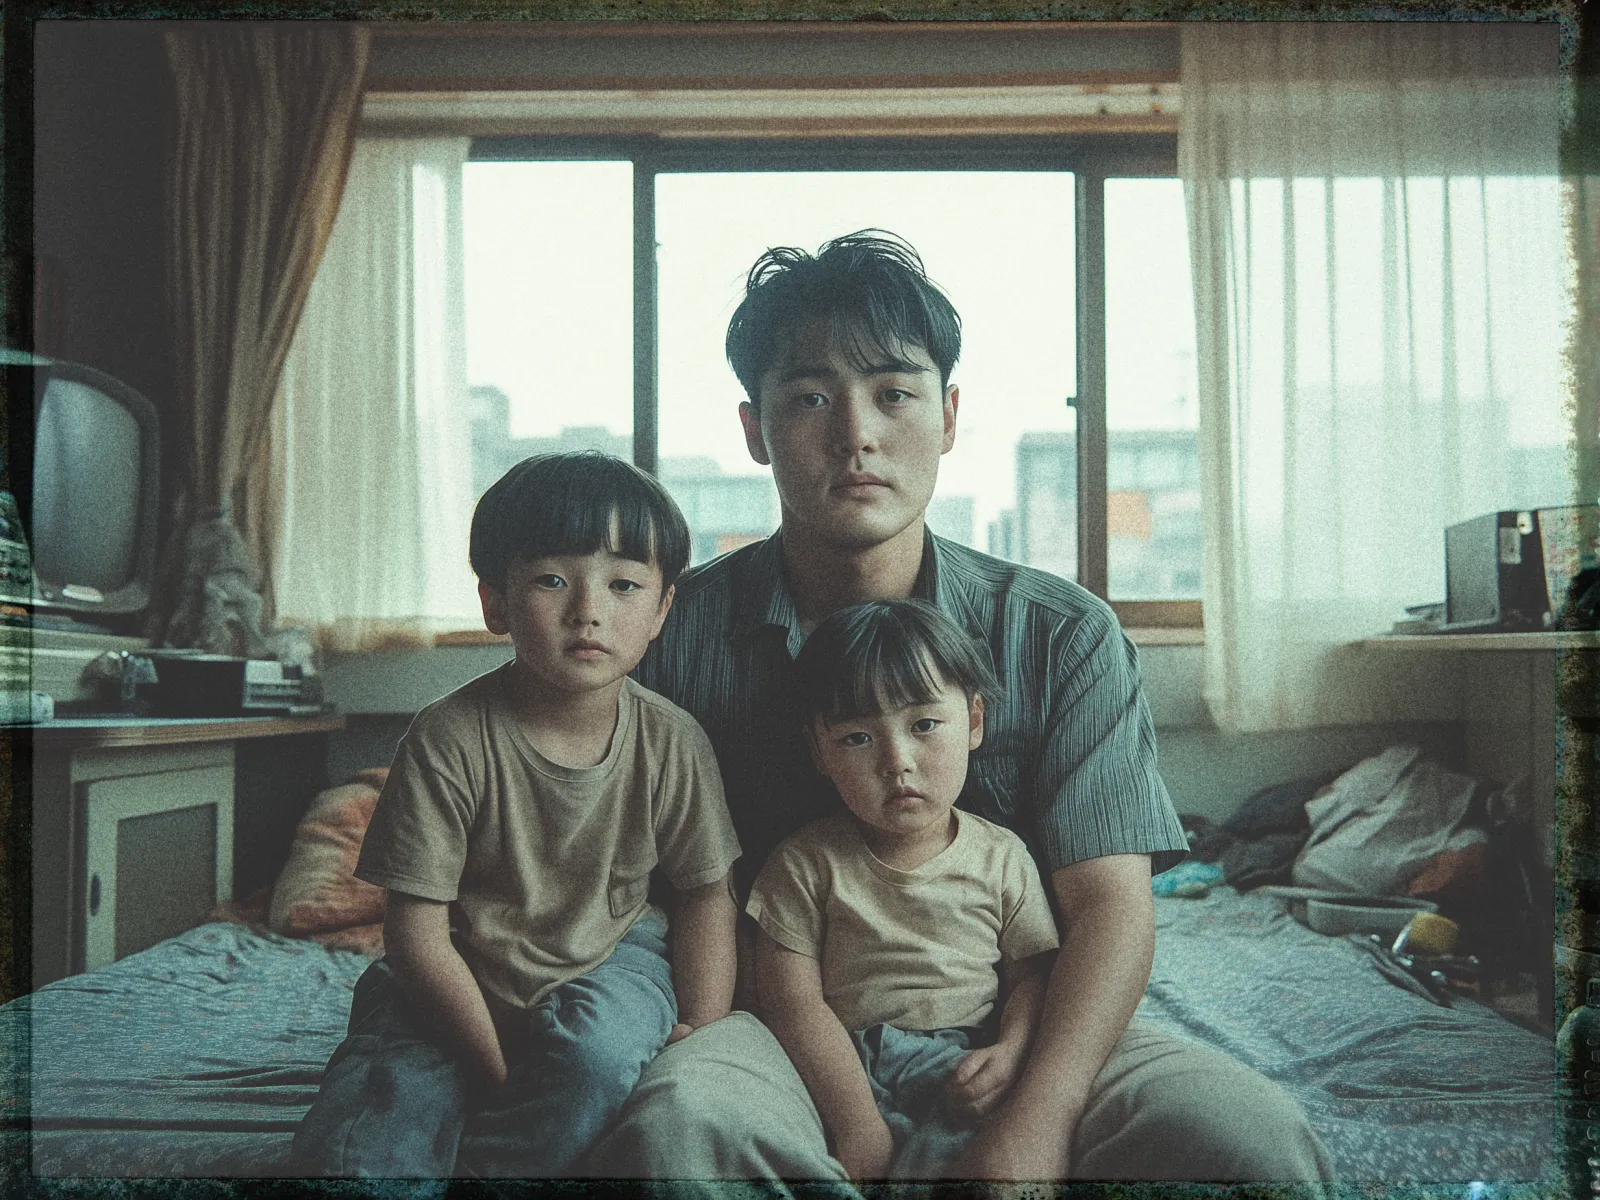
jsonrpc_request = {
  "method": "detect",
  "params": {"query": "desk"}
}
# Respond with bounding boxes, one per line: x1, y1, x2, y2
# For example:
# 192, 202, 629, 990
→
25, 713, 345, 989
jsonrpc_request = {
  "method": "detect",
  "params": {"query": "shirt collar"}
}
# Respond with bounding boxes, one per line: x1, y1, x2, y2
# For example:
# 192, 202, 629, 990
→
730, 527, 984, 654
915, 528, 985, 636
730, 531, 802, 650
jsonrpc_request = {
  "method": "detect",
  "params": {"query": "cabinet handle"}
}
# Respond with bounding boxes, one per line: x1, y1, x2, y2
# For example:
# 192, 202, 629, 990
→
89, 875, 101, 916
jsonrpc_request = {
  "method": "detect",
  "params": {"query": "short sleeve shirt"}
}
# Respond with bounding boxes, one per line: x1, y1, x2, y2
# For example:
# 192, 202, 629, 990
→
356, 666, 741, 1010
746, 809, 1059, 1031
634, 529, 1187, 895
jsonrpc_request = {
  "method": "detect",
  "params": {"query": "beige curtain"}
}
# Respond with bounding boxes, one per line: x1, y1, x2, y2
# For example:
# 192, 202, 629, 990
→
154, 22, 369, 655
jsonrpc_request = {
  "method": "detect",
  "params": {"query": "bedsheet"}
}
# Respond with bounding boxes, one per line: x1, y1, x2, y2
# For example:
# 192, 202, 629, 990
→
0, 891, 1557, 1184
0, 922, 370, 1178
1139, 887, 1555, 1183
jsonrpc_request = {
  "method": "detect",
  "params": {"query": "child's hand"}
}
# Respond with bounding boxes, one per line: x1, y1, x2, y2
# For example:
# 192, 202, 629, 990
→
944, 1042, 1025, 1119
666, 1021, 697, 1044
834, 1116, 895, 1182
471, 1047, 510, 1095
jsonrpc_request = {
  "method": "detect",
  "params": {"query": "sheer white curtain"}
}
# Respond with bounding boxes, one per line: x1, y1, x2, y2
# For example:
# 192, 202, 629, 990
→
267, 137, 480, 652
1180, 23, 1570, 732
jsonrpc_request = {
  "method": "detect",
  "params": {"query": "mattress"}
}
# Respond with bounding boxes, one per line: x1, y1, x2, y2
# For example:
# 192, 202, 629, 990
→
1139, 887, 1555, 1184
0, 922, 370, 1178
0, 889, 1557, 1184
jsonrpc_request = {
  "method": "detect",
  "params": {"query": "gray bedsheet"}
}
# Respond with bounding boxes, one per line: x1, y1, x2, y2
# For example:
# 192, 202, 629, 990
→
1140, 888, 1556, 1184
0, 891, 1558, 1184
1, 922, 370, 1178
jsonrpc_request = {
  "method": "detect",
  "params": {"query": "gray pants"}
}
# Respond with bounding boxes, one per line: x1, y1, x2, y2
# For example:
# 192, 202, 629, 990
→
850, 1023, 988, 1179
292, 914, 675, 1178
587, 1012, 1333, 1191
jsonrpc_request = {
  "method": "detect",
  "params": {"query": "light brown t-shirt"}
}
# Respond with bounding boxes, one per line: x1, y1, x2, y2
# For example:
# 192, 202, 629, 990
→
747, 809, 1059, 1032
356, 666, 741, 1011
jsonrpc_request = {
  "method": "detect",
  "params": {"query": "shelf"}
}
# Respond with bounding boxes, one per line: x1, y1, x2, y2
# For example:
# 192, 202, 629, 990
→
26, 713, 346, 749
1126, 627, 1205, 646
1357, 631, 1600, 651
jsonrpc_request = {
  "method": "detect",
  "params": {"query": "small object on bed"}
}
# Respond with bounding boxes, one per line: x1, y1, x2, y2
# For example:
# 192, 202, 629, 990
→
1354, 934, 1453, 1006
1393, 910, 1462, 957
1305, 894, 1438, 938
1151, 859, 1225, 898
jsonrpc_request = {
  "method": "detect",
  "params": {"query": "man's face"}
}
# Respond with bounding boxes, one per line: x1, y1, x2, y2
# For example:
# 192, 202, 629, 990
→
739, 321, 958, 553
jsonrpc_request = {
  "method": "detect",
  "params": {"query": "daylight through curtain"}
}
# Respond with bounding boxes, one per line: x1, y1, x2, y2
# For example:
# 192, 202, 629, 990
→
266, 138, 479, 653
1180, 22, 1570, 733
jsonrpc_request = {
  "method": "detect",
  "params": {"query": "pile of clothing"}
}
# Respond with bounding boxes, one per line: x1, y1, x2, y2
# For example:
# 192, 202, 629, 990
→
1181, 746, 1503, 903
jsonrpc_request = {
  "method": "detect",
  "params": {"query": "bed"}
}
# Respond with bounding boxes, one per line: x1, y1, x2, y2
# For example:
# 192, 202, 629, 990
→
0, 887, 1555, 1187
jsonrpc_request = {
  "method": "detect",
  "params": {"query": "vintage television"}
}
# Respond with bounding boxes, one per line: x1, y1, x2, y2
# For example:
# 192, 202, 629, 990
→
0, 349, 160, 618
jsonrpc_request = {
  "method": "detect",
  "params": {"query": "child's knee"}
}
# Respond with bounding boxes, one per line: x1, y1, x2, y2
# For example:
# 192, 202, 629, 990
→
520, 1018, 666, 1111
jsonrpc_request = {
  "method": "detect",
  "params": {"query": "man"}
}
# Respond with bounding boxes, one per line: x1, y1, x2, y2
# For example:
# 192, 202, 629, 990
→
586, 232, 1330, 1188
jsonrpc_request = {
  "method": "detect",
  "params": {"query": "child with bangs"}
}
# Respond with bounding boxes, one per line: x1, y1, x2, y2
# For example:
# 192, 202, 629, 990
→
293, 452, 740, 1179
747, 598, 1059, 1182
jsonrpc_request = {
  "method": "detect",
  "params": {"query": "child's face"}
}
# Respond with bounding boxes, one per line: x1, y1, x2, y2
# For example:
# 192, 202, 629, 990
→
809, 668, 984, 845
479, 549, 672, 698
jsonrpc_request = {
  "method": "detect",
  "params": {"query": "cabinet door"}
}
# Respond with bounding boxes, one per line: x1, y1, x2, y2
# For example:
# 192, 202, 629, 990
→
82, 765, 233, 970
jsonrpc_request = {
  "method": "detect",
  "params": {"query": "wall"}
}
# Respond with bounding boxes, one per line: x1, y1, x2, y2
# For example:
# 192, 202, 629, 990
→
365, 24, 1180, 89
32, 23, 174, 438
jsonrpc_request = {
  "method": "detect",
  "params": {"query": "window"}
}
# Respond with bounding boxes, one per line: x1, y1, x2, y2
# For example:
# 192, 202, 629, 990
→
464, 136, 1198, 626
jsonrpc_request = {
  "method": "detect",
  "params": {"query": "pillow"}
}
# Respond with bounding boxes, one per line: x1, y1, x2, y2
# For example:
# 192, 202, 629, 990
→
268, 768, 389, 944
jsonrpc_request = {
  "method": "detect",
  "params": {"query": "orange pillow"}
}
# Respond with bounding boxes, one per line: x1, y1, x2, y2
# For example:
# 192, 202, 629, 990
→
268, 768, 389, 941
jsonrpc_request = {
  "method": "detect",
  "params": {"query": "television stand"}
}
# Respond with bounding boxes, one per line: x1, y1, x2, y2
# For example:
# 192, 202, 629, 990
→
21, 712, 346, 994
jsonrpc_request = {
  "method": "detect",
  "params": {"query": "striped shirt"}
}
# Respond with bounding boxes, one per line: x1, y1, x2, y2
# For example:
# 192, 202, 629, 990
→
635, 529, 1187, 893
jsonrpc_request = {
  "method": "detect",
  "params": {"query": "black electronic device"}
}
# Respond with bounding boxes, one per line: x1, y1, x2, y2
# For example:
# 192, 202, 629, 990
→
1443, 506, 1600, 633
122, 652, 322, 718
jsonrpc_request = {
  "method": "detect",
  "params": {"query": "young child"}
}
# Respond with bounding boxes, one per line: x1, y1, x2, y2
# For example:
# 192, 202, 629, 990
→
747, 598, 1059, 1182
292, 452, 741, 1179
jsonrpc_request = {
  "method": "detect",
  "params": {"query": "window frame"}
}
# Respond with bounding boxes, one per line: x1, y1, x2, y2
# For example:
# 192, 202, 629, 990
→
469, 131, 1200, 628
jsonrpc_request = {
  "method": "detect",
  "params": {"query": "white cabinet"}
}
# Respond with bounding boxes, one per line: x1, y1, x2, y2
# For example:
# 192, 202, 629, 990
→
80, 755, 233, 971
32, 741, 234, 983
26, 714, 343, 989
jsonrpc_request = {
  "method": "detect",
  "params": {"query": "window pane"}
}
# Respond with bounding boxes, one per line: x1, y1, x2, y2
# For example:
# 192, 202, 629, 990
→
464, 161, 634, 502
1105, 178, 1201, 600
657, 172, 1075, 570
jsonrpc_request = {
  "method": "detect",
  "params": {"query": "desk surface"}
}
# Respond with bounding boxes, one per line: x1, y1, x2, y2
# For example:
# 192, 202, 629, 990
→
1359, 631, 1600, 651
26, 713, 346, 749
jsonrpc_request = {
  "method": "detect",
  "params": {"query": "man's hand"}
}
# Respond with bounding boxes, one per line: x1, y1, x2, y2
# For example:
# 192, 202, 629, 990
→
944, 1041, 1025, 1119
948, 854, 1154, 1182
834, 1115, 895, 1182
949, 1105, 1070, 1181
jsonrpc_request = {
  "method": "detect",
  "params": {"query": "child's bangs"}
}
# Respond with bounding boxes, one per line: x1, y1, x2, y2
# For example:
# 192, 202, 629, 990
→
822, 636, 946, 724
525, 493, 661, 568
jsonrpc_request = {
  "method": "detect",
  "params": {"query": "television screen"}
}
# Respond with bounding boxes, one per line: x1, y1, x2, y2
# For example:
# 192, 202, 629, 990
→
0, 350, 160, 616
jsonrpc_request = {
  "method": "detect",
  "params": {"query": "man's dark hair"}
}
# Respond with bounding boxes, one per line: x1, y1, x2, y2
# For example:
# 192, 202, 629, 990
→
725, 230, 962, 406
469, 452, 690, 594
792, 598, 999, 726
